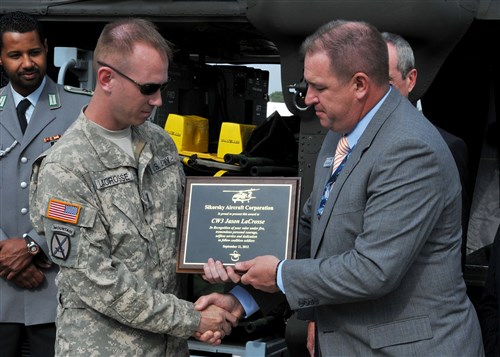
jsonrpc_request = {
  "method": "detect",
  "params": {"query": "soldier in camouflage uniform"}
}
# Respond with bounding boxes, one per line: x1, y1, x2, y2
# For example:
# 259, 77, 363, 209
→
29, 18, 238, 356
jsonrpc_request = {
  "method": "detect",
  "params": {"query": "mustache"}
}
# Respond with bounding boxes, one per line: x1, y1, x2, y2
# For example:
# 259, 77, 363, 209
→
19, 67, 40, 76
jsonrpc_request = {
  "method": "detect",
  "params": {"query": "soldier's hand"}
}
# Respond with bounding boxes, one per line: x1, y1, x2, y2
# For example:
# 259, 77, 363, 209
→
195, 292, 244, 321
194, 304, 238, 345
11, 263, 44, 289
33, 254, 53, 269
0, 238, 32, 280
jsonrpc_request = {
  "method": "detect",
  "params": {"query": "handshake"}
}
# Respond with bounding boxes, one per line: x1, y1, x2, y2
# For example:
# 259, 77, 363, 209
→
191, 255, 282, 345
192, 291, 243, 345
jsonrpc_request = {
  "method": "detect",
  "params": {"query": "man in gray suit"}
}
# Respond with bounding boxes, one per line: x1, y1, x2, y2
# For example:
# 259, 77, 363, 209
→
0, 11, 90, 356
199, 20, 484, 356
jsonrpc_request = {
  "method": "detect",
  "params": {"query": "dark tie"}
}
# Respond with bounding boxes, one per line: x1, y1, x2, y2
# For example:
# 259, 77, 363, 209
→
16, 99, 31, 134
317, 135, 351, 218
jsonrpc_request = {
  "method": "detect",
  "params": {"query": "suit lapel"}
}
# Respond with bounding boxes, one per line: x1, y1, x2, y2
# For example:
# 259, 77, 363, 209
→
311, 89, 401, 258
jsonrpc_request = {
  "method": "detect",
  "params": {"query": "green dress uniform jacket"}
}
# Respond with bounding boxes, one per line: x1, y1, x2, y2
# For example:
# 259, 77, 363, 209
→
30, 113, 200, 356
0, 77, 89, 326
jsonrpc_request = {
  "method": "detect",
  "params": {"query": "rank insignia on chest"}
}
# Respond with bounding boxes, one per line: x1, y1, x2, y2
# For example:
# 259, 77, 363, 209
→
0, 95, 6, 109
48, 93, 60, 109
46, 198, 81, 224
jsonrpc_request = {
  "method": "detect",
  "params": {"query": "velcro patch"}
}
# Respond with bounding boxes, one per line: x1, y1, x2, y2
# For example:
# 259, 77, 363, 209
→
94, 172, 134, 190
47, 199, 81, 224
149, 155, 176, 173
52, 223, 75, 236
51, 232, 71, 260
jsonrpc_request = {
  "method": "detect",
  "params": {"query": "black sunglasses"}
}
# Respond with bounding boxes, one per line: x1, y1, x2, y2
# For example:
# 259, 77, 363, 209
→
97, 61, 168, 95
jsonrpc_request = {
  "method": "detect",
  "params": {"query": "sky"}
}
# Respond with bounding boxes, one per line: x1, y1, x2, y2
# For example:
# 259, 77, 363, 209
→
253, 64, 292, 115
251, 63, 282, 94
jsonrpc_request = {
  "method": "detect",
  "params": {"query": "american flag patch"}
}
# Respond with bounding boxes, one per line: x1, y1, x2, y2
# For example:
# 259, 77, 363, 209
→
46, 199, 81, 224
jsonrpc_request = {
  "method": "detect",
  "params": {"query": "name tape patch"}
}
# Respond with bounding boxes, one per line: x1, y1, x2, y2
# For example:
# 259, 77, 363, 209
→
95, 172, 134, 190
149, 155, 176, 174
47, 199, 81, 224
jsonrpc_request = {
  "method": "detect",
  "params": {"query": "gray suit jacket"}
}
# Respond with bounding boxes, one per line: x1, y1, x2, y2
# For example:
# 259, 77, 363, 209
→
283, 89, 484, 356
0, 77, 90, 325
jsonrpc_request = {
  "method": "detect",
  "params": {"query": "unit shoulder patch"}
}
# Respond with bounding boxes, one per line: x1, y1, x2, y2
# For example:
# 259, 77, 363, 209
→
51, 232, 71, 260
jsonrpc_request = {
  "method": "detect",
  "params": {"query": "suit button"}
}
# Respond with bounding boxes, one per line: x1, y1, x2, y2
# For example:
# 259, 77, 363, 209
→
21, 208, 28, 215
20, 181, 27, 188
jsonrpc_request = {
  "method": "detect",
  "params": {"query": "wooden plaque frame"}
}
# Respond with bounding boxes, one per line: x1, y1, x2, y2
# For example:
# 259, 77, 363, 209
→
177, 176, 300, 273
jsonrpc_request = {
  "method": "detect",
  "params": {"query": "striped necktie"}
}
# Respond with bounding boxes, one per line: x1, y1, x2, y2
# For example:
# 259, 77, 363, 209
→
317, 135, 351, 218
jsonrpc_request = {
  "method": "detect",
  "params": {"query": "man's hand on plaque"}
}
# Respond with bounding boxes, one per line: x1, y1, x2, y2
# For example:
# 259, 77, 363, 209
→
202, 258, 242, 284
234, 255, 281, 293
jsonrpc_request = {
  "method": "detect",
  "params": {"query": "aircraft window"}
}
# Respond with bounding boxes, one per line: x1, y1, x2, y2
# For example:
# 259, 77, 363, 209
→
208, 63, 291, 117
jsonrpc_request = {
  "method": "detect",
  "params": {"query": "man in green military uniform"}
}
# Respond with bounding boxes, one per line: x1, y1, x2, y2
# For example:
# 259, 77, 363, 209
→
0, 11, 90, 356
